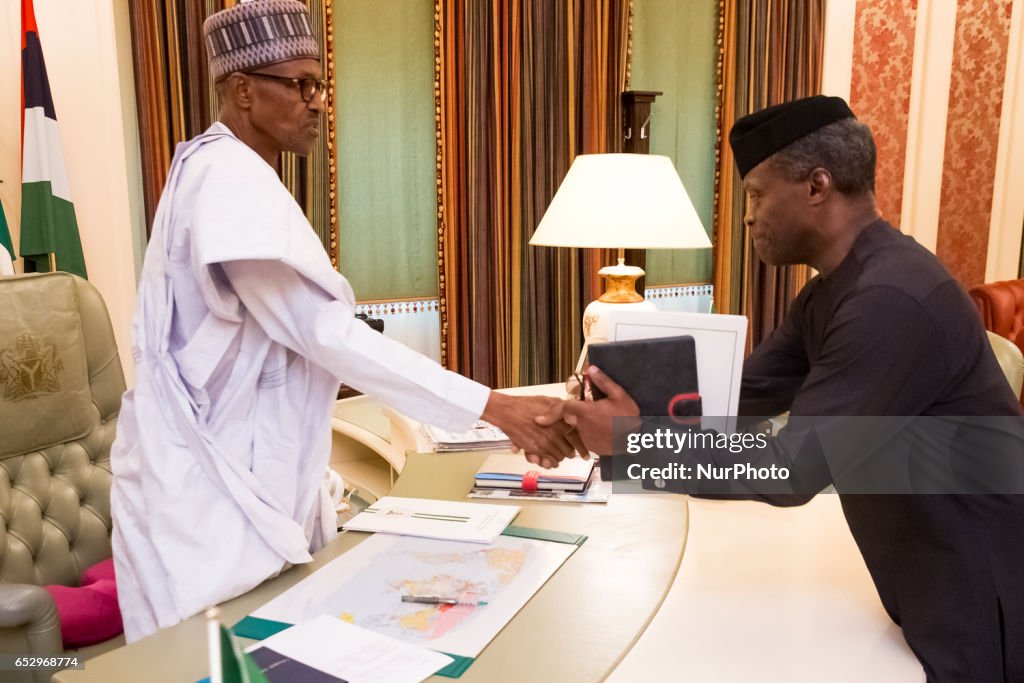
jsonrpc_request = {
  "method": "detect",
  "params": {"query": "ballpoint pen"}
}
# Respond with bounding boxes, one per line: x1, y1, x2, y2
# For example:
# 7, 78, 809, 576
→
401, 594, 488, 607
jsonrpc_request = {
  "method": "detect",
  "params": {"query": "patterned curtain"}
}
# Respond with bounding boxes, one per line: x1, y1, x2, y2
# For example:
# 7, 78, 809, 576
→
128, 0, 338, 263
128, 0, 215, 235
436, 0, 631, 388
713, 0, 824, 348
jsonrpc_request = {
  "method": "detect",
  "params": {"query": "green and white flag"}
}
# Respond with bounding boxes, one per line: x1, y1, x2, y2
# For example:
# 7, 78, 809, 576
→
206, 610, 269, 683
20, 0, 87, 278
0, 198, 13, 275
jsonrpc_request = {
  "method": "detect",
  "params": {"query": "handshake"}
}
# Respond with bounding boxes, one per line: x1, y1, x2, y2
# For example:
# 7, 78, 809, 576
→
480, 365, 640, 468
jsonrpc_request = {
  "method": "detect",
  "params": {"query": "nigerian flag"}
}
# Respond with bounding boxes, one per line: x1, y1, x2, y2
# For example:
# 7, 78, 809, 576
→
20, 0, 87, 278
202, 612, 270, 683
0, 199, 14, 275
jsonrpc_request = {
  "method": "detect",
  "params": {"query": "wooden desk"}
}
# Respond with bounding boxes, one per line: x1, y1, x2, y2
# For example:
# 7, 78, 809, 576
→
329, 394, 923, 681
55, 452, 687, 683
609, 496, 924, 682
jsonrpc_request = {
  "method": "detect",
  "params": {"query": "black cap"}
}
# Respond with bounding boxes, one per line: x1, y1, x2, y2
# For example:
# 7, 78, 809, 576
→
729, 95, 856, 178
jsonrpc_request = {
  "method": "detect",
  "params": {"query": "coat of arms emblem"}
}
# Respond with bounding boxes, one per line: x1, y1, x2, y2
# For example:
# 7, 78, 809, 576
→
0, 333, 63, 401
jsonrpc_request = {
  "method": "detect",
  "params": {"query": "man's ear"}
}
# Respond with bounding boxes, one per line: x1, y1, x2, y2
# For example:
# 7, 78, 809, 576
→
807, 167, 832, 205
224, 73, 255, 110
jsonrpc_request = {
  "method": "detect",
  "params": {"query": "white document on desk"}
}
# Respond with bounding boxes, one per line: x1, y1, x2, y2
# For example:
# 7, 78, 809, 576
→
607, 310, 747, 425
251, 533, 578, 659
422, 421, 513, 452
246, 614, 452, 683
341, 496, 520, 544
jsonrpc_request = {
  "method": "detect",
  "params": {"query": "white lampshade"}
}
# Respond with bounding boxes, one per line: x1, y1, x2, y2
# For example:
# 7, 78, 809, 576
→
529, 153, 712, 250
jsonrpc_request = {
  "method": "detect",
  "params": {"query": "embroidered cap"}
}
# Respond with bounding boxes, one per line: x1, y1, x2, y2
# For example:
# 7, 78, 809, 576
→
203, 0, 320, 82
728, 95, 856, 178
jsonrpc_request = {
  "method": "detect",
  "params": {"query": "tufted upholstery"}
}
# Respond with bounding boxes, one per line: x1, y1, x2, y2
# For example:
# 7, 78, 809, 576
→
970, 278, 1024, 407
0, 273, 125, 675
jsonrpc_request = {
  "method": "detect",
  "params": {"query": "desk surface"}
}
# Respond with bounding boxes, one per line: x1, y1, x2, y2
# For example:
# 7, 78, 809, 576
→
609, 496, 923, 682
56, 452, 687, 683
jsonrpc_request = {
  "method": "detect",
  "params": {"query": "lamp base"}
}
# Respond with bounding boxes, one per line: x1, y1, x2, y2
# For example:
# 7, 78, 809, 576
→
597, 259, 645, 303
577, 297, 657, 373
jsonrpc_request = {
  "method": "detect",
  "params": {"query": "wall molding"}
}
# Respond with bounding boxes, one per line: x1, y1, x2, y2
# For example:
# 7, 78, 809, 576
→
900, 0, 957, 253
355, 298, 441, 363
986, 0, 1024, 281
821, 0, 856, 100
355, 299, 440, 317
645, 283, 715, 313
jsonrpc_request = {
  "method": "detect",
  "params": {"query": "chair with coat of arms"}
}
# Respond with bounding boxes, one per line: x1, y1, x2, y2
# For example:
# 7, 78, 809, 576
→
0, 272, 127, 680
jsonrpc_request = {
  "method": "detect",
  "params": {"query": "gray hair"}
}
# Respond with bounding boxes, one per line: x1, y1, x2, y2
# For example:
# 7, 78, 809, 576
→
766, 118, 876, 196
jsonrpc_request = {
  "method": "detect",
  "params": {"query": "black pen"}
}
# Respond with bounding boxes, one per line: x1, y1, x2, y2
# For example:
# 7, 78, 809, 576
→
401, 594, 488, 606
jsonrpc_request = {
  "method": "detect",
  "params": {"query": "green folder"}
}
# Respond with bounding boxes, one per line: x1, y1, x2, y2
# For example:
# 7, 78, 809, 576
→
501, 525, 588, 546
232, 526, 586, 678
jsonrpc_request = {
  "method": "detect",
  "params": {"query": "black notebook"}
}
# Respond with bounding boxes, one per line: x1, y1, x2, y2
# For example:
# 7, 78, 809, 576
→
586, 335, 702, 420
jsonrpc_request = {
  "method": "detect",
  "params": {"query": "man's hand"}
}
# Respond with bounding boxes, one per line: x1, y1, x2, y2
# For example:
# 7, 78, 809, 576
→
537, 365, 640, 455
482, 392, 587, 469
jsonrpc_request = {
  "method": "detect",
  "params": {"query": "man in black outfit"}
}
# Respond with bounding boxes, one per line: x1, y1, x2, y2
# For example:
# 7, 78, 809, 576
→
546, 96, 1024, 681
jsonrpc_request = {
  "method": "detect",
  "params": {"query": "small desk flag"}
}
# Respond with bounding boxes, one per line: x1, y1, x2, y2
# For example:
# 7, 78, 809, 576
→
20, 0, 87, 278
207, 609, 269, 683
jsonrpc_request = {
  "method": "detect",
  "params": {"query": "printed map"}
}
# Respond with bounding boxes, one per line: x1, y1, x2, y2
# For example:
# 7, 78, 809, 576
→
253, 532, 577, 657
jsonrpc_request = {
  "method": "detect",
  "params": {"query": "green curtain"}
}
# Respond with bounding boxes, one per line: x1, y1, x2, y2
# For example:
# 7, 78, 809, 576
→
334, 0, 438, 299
632, 0, 719, 286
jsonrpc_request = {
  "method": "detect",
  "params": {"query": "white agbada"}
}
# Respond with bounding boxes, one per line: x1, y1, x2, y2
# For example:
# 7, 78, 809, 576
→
111, 123, 489, 642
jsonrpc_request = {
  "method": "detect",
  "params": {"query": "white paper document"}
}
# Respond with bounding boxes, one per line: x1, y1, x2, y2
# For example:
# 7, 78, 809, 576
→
341, 496, 520, 544
245, 615, 453, 683
608, 310, 748, 422
251, 533, 579, 658
423, 420, 513, 452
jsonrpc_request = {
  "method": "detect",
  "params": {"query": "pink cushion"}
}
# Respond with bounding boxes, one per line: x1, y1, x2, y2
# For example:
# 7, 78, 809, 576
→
81, 558, 116, 585
44, 559, 123, 648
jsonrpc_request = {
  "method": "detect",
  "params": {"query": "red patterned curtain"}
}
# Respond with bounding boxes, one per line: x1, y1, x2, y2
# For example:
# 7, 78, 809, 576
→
436, 0, 631, 387
713, 0, 825, 349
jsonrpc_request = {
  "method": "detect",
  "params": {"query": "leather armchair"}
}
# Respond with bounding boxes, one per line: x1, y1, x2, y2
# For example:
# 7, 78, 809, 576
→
987, 331, 1024, 400
969, 278, 1024, 406
0, 273, 126, 680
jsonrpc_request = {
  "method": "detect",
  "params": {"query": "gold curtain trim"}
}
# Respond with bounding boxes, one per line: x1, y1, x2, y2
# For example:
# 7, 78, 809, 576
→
434, 0, 450, 368
625, 0, 633, 89
712, 0, 736, 313
323, 0, 339, 267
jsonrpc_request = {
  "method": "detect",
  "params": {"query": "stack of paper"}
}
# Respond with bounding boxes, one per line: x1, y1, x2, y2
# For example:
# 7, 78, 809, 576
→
474, 453, 596, 492
341, 496, 519, 544
422, 420, 513, 452
245, 615, 453, 683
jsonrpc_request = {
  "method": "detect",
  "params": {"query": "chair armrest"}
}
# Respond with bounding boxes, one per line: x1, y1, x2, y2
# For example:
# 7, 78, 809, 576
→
0, 584, 63, 655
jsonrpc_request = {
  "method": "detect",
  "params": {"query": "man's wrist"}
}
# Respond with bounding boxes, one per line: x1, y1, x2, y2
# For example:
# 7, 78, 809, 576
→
481, 390, 506, 424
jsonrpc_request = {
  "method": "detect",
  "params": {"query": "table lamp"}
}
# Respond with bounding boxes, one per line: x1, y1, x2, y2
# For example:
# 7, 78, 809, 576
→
530, 153, 712, 370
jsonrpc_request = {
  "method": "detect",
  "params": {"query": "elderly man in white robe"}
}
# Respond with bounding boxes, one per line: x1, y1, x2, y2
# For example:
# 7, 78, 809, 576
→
110, 0, 583, 642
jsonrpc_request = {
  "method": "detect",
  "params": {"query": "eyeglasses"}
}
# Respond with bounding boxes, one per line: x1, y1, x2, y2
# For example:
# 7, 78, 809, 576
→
245, 71, 327, 103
